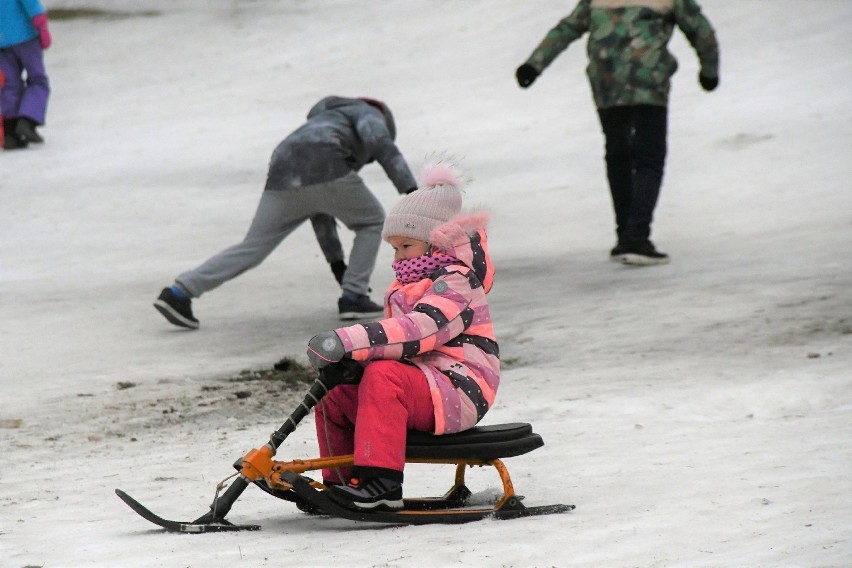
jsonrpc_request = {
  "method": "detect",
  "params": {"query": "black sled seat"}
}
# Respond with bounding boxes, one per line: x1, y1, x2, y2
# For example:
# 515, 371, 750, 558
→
405, 422, 543, 461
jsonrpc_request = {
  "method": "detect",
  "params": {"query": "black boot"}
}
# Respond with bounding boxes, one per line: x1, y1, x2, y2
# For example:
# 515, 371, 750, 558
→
15, 117, 44, 144
3, 119, 29, 149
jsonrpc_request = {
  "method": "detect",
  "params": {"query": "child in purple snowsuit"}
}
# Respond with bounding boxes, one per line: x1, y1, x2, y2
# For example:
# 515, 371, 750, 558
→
0, 0, 52, 149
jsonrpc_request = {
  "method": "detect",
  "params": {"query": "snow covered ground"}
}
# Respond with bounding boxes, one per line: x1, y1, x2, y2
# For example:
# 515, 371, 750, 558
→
1, 1, 850, 566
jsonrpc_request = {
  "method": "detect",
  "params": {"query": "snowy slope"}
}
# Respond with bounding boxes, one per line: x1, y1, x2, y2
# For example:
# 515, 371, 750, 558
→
1, 1, 850, 567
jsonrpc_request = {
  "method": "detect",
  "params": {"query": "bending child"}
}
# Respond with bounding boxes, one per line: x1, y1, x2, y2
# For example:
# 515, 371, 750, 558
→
306, 161, 499, 511
153, 96, 417, 328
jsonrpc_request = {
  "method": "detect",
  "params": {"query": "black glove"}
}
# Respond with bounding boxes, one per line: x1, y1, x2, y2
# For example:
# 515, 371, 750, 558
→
699, 73, 719, 92
405, 186, 418, 194
318, 358, 364, 389
307, 331, 345, 370
516, 64, 539, 88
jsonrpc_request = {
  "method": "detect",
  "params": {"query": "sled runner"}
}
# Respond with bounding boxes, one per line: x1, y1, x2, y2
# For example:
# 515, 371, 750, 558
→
116, 364, 574, 532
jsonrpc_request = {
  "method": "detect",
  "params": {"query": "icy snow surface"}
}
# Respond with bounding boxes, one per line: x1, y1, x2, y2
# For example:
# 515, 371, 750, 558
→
1, 1, 850, 567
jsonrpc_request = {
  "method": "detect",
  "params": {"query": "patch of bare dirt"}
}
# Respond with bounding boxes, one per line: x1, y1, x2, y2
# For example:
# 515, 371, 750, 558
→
48, 8, 161, 21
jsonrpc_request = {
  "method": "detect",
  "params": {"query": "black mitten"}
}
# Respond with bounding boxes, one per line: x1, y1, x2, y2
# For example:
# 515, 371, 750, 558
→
516, 64, 539, 88
319, 359, 364, 389
699, 73, 719, 92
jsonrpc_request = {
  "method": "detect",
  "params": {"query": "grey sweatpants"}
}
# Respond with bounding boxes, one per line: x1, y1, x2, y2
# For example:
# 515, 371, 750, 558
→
175, 172, 385, 298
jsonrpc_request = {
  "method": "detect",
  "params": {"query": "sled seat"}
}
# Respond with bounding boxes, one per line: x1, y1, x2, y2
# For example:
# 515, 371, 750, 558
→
404, 422, 543, 461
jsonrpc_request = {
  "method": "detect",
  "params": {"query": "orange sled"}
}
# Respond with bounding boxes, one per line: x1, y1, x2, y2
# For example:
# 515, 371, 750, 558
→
116, 372, 574, 532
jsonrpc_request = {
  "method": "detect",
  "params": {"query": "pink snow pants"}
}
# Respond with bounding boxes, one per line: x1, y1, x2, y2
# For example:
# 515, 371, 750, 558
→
314, 359, 435, 483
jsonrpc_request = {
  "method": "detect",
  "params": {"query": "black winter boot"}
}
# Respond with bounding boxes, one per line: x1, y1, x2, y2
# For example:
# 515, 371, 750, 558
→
3, 119, 29, 149
15, 117, 44, 144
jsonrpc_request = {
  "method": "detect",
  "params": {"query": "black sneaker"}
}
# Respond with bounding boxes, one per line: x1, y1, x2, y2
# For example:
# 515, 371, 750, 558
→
621, 239, 670, 266
338, 294, 383, 320
328, 477, 403, 511
15, 118, 44, 144
609, 242, 628, 262
153, 287, 199, 329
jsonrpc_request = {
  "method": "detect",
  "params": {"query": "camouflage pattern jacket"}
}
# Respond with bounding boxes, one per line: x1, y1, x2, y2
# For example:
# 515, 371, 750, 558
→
333, 214, 499, 435
524, 0, 719, 108
264, 96, 416, 193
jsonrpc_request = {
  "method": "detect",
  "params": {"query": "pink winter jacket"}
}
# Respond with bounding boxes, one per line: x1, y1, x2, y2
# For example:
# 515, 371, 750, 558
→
333, 213, 499, 435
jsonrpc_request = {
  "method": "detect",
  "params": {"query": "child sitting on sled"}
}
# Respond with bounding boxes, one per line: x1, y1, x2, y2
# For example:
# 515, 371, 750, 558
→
306, 161, 499, 511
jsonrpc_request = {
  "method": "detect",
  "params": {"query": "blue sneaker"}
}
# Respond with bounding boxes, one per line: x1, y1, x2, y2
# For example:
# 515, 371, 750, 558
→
153, 287, 199, 329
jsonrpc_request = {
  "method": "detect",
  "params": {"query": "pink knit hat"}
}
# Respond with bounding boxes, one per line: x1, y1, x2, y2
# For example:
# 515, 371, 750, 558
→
382, 162, 463, 243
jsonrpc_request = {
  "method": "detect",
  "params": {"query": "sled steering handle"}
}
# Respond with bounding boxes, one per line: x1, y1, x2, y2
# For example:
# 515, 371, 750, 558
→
268, 377, 331, 449
240, 376, 333, 481
193, 377, 332, 524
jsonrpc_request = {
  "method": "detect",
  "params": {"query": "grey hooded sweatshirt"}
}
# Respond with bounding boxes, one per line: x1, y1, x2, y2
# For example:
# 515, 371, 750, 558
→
264, 96, 416, 194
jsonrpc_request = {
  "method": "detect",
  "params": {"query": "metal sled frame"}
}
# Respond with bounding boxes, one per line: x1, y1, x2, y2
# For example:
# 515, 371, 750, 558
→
116, 379, 573, 531
240, 423, 574, 524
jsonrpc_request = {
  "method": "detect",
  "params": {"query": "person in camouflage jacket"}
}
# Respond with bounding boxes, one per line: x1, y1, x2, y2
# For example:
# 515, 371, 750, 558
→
516, 0, 719, 265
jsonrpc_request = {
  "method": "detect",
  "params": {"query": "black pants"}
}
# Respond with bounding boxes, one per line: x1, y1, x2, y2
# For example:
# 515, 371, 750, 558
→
597, 105, 668, 241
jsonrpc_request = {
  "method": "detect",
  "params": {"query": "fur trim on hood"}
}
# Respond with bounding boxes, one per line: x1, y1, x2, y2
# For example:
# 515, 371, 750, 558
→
429, 211, 489, 251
